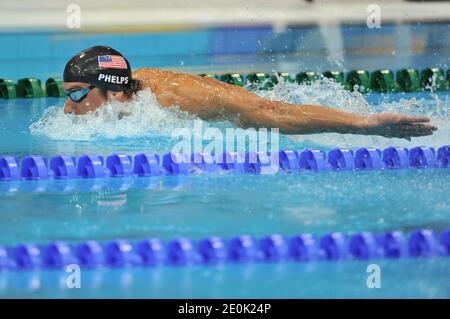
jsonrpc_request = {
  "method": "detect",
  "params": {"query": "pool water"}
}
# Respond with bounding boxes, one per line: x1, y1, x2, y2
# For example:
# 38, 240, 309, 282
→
1, 21, 450, 298
1, 78, 449, 298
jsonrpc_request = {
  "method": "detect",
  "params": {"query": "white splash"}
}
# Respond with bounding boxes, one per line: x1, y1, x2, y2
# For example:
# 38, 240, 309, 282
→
29, 89, 202, 141
250, 74, 450, 149
29, 77, 449, 149
253, 75, 373, 115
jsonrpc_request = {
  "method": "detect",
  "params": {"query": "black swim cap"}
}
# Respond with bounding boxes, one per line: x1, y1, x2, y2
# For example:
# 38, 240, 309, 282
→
64, 46, 132, 92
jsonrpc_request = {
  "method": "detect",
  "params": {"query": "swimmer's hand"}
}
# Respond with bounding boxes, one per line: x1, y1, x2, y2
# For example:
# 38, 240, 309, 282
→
362, 113, 437, 140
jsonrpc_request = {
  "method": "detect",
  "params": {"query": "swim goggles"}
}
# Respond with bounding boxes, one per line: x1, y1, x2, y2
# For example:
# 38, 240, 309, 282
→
65, 84, 96, 103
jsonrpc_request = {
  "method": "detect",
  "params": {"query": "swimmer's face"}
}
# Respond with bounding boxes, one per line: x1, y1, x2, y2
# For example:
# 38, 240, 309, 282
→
63, 82, 107, 115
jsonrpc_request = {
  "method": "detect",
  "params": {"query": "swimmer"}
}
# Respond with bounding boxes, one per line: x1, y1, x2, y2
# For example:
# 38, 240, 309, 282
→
63, 46, 437, 140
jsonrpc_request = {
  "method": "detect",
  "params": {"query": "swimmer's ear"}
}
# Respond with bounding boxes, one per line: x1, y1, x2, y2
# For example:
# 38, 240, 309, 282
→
107, 91, 129, 102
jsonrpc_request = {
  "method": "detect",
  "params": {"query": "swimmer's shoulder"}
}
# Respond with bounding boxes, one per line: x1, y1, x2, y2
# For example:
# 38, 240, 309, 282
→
132, 67, 178, 80
132, 68, 181, 91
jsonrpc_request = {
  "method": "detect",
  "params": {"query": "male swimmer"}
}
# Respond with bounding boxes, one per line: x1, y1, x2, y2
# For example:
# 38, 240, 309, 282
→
63, 46, 437, 139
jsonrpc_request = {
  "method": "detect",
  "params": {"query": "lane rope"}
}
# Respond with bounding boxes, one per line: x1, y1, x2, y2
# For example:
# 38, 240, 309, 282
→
1, 67, 449, 99
1, 229, 449, 271
0, 146, 448, 182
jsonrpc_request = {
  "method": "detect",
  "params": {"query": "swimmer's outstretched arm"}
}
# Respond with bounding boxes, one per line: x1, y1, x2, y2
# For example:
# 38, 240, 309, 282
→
133, 68, 437, 139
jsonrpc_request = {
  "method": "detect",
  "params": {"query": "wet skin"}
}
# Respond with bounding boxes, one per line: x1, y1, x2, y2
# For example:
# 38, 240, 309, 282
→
63, 68, 438, 139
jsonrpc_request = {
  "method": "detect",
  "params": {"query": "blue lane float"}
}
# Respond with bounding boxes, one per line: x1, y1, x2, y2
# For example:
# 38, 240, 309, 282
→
288, 234, 318, 261
106, 154, 133, 177
0, 156, 19, 181
437, 146, 450, 168
327, 148, 355, 171
0, 145, 449, 183
0, 228, 449, 272
299, 150, 328, 171
162, 152, 191, 175
219, 152, 246, 172
259, 234, 289, 262
279, 150, 300, 170
191, 152, 222, 173
21, 156, 52, 180
377, 231, 408, 258
198, 237, 227, 264
77, 155, 109, 178
50, 156, 77, 179
409, 146, 436, 168
133, 153, 164, 176
382, 147, 409, 169
354, 148, 384, 170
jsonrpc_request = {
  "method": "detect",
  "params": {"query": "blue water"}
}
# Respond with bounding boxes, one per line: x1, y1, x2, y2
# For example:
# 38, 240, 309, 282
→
1, 85, 449, 298
2, 259, 450, 298
0, 21, 450, 298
